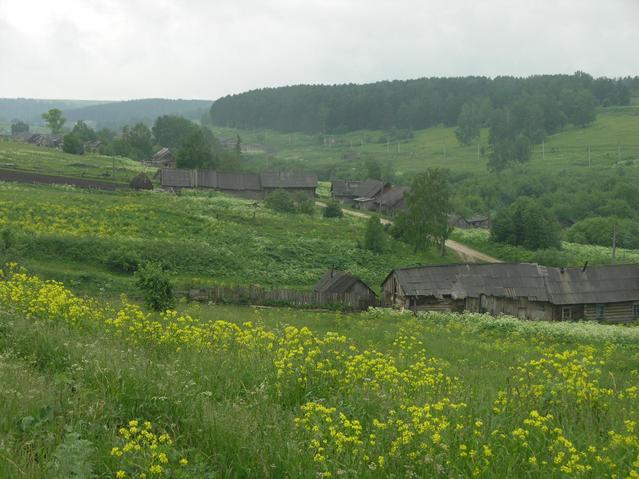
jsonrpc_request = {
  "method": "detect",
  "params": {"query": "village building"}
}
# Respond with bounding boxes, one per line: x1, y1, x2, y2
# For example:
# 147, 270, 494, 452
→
449, 214, 491, 229
314, 269, 377, 307
158, 168, 318, 199
260, 171, 318, 199
377, 186, 410, 216
381, 263, 639, 323
331, 179, 389, 207
146, 147, 176, 168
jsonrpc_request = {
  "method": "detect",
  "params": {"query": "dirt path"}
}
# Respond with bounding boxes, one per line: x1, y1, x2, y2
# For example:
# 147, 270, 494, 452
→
0, 168, 128, 190
316, 200, 501, 263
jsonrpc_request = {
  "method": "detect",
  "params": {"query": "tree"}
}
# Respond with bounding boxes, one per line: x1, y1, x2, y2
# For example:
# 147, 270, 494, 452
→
365, 158, 382, 180
62, 133, 85, 155
127, 123, 154, 160
364, 215, 386, 253
395, 168, 451, 254
323, 201, 343, 218
176, 128, 215, 169
71, 121, 97, 142
491, 197, 561, 249
10, 120, 29, 135
454, 102, 481, 146
265, 189, 296, 213
152, 115, 198, 149
135, 262, 175, 312
41, 108, 66, 134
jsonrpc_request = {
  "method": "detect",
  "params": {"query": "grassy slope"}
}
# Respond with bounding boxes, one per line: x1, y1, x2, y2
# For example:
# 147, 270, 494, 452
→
0, 182, 452, 296
212, 107, 639, 179
0, 276, 637, 478
0, 140, 146, 181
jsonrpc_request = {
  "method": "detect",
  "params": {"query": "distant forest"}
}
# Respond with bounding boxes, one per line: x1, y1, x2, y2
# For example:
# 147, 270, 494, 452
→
209, 73, 639, 134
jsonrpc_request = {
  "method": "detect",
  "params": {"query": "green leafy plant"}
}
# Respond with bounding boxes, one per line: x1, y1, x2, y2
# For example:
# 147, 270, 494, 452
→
135, 262, 175, 311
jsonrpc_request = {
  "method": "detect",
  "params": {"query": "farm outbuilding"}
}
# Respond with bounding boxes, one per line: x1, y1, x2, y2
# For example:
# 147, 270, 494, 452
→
260, 171, 318, 199
314, 269, 377, 307
381, 263, 639, 323
449, 215, 491, 229
146, 147, 176, 168
217, 172, 263, 200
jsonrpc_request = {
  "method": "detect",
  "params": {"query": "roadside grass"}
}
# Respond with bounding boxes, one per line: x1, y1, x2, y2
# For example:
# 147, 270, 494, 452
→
0, 270, 637, 478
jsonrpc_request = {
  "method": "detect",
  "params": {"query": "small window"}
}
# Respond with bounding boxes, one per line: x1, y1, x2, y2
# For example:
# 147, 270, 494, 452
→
633, 303, 639, 319
596, 304, 605, 320
561, 307, 572, 320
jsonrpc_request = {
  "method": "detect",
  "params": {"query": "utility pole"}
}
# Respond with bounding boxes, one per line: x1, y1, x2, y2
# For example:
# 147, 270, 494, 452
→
588, 145, 591, 168
443, 143, 447, 160
618, 144, 621, 163
112, 157, 115, 180
477, 142, 480, 161
542, 140, 545, 161
612, 223, 617, 265
386, 140, 390, 153
397, 141, 400, 154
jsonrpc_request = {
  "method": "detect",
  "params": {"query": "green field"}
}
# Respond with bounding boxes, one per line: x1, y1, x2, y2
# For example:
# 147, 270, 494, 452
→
0, 140, 146, 182
0, 270, 637, 478
0, 182, 452, 296
212, 107, 639, 180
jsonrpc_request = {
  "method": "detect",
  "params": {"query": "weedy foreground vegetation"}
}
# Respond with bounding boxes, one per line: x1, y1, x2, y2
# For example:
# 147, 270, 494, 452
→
0, 266, 638, 478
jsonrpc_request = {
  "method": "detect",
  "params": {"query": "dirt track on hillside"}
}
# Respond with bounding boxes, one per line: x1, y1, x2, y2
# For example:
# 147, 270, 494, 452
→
316, 200, 501, 263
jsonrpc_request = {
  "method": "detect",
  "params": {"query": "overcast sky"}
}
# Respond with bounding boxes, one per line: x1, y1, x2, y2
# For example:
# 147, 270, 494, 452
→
1, 0, 637, 101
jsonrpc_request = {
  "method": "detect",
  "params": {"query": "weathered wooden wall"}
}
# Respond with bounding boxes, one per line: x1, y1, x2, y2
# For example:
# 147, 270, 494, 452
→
180, 285, 378, 311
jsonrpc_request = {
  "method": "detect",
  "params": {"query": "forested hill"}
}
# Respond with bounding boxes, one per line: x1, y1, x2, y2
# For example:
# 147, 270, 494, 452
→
0, 98, 213, 128
209, 73, 638, 134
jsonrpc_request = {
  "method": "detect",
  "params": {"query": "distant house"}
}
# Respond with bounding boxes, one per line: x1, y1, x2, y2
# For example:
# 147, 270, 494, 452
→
146, 148, 176, 168
13, 133, 63, 148
331, 179, 390, 208
314, 269, 377, 307
158, 168, 318, 199
331, 180, 362, 205
449, 214, 491, 229
260, 171, 318, 199
381, 263, 639, 323
217, 172, 263, 200
378, 186, 410, 216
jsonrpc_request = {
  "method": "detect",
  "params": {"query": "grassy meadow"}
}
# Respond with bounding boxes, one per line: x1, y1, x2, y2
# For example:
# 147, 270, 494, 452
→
0, 268, 638, 478
212, 107, 639, 180
0, 140, 145, 182
0, 182, 452, 296
451, 228, 639, 267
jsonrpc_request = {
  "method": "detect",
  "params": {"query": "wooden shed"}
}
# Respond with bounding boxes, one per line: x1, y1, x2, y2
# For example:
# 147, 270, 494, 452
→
260, 171, 318, 199
314, 269, 377, 307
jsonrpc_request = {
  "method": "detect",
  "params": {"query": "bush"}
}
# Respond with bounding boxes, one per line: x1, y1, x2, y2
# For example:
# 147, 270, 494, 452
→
265, 189, 296, 213
129, 172, 153, 190
364, 215, 386, 253
323, 201, 343, 218
293, 192, 315, 215
135, 262, 175, 311
106, 248, 142, 273
491, 197, 561, 250
62, 133, 85, 155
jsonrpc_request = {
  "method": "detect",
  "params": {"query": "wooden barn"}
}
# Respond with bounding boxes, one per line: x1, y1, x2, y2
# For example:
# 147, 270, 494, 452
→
381, 263, 639, 323
378, 186, 410, 216
331, 179, 390, 207
217, 172, 263, 200
260, 171, 318, 199
314, 269, 377, 306
146, 148, 176, 168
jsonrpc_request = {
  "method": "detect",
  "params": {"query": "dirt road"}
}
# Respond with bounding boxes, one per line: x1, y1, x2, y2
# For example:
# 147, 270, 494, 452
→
316, 200, 501, 263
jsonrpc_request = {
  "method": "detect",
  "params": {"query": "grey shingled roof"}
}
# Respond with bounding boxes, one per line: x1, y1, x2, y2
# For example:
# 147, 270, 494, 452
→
260, 171, 318, 189
314, 270, 375, 295
150, 147, 175, 162
353, 180, 386, 199
379, 186, 409, 207
546, 265, 639, 305
331, 180, 360, 197
217, 172, 261, 190
388, 263, 550, 301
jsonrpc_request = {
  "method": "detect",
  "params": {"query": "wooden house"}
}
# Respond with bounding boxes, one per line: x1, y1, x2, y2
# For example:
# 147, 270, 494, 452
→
381, 263, 639, 323
449, 214, 491, 229
351, 180, 391, 211
314, 269, 377, 307
378, 186, 410, 216
331, 180, 362, 205
260, 171, 318, 199
146, 148, 176, 168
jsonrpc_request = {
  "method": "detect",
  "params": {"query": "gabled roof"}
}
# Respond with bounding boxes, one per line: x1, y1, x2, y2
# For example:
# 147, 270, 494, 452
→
546, 265, 639, 305
353, 179, 387, 199
385, 263, 550, 301
260, 171, 318, 189
150, 147, 175, 162
379, 186, 409, 207
384, 262, 639, 305
314, 269, 376, 296
331, 180, 361, 196
217, 172, 261, 190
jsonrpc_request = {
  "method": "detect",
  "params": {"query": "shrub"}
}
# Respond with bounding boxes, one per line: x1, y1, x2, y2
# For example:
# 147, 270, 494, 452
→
129, 172, 153, 190
323, 201, 343, 218
364, 215, 386, 253
491, 197, 561, 250
293, 192, 315, 215
106, 248, 142, 273
265, 189, 296, 213
62, 133, 85, 155
135, 262, 175, 311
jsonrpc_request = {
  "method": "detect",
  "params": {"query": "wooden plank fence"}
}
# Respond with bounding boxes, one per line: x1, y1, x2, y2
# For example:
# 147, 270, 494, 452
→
178, 285, 378, 311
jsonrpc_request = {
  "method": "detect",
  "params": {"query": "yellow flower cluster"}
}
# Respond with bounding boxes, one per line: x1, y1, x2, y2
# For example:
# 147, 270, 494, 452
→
110, 420, 189, 478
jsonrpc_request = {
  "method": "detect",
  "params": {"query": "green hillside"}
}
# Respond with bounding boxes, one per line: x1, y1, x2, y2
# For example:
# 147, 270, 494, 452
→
0, 182, 452, 296
212, 107, 639, 179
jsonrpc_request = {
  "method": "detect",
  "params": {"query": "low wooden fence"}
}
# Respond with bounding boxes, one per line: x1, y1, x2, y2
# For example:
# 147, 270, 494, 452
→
179, 285, 378, 311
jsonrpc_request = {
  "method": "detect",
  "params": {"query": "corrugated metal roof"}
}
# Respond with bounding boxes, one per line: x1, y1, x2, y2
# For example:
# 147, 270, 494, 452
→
260, 171, 318, 189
